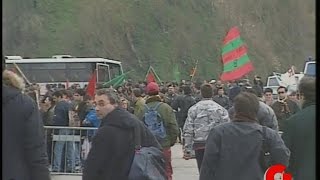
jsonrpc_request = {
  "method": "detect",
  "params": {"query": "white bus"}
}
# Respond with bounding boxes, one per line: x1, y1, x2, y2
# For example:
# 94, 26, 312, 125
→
5, 55, 124, 95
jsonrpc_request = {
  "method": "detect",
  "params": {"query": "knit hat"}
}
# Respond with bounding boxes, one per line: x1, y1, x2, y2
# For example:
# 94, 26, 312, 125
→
146, 82, 159, 95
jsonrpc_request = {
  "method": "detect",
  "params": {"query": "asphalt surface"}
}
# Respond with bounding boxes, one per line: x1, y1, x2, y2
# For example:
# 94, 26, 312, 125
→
51, 143, 199, 180
172, 144, 199, 180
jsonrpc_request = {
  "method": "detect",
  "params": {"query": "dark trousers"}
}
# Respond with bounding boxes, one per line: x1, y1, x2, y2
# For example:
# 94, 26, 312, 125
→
195, 149, 205, 172
178, 127, 183, 143
163, 148, 173, 180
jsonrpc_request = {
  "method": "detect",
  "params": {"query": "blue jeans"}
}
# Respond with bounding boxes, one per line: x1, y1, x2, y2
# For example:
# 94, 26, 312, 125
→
52, 129, 78, 172
74, 142, 81, 167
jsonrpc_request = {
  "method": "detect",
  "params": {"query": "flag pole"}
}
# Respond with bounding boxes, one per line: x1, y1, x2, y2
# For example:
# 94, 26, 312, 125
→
145, 66, 152, 81
150, 66, 162, 82
191, 59, 199, 82
13, 63, 31, 85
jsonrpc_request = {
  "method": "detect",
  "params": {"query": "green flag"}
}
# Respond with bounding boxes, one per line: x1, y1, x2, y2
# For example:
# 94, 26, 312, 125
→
113, 75, 126, 87
173, 64, 180, 83
103, 71, 130, 87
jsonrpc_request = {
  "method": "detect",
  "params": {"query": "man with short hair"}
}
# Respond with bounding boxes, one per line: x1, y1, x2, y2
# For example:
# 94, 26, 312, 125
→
193, 81, 202, 103
131, 88, 146, 119
271, 86, 300, 131
200, 92, 289, 180
213, 87, 231, 110
83, 89, 160, 180
253, 75, 264, 90
172, 85, 196, 143
165, 84, 178, 107
288, 91, 300, 106
61, 89, 73, 103
183, 83, 230, 171
69, 89, 85, 169
263, 88, 274, 106
69, 89, 85, 127
228, 87, 279, 131
52, 90, 78, 173
228, 80, 241, 105
137, 82, 179, 180
282, 77, 315, 180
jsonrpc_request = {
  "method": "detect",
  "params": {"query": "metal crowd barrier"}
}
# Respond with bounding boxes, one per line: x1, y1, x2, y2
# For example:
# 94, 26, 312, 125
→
44, 126, 98, 175
43, 126, 284, 175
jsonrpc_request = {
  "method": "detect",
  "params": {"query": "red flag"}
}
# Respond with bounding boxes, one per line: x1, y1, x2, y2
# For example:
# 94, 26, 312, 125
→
86, 71, 97, 98
146, 70, 156, 84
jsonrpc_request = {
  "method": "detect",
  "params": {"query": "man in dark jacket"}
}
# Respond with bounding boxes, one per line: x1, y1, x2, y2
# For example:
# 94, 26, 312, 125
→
172, 85, 196, 143
200, 92, 290, 180
228, 88, 279, 131
193, 81, 202, 103
282, 77, 315, 180
83, 89, 161, 180
227, 81, 241, 104
52, 90, 77, 172
3, 65, 51, 180
212, 87, 231, 110
271, 86, 300, 131
164, 84, 178, 107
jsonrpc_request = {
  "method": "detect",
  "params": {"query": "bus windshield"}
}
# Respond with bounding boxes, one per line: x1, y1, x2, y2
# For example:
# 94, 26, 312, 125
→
7, 62, 121, 83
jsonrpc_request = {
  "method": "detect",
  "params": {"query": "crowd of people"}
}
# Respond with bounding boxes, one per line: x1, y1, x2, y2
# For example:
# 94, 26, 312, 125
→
3, 58, 316, 180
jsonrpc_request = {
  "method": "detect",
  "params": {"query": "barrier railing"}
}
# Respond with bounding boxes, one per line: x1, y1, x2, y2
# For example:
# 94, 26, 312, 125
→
44, 126, 284, 175
44, 126, 98, 175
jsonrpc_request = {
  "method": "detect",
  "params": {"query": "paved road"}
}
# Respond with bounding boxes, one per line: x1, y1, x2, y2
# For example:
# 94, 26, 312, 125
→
52, 144, 199, 180
172, 144, 199, 180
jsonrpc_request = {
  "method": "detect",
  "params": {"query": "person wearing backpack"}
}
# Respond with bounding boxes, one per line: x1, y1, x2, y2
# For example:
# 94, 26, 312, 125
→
83, 89, 161, 180
200, 92, 290, 180
137, 82, 179, 180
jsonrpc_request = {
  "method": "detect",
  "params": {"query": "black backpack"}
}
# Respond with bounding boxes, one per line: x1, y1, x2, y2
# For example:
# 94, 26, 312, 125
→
128, 124, 167, 180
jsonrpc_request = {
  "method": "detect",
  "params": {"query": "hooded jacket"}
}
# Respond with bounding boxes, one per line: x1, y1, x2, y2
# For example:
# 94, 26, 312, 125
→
83, 107, 161, 180
183, 99, 230, 151
200, 121, 290, 180
2, 70, 50, 180
228, 101, 279, 131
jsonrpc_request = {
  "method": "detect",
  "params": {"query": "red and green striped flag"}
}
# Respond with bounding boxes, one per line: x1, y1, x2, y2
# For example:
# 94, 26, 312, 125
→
220, 26, 254, 81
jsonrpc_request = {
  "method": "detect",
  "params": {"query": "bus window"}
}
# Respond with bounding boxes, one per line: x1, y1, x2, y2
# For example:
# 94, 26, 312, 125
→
66, 63, 93, 82
109, 64, 122, 79
31, 63, 67, 82
7, 62, 93, 83
97, 64, 110, 82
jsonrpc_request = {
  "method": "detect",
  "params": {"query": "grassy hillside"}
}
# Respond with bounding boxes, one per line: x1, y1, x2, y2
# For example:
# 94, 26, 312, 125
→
3, 0, 315, 81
